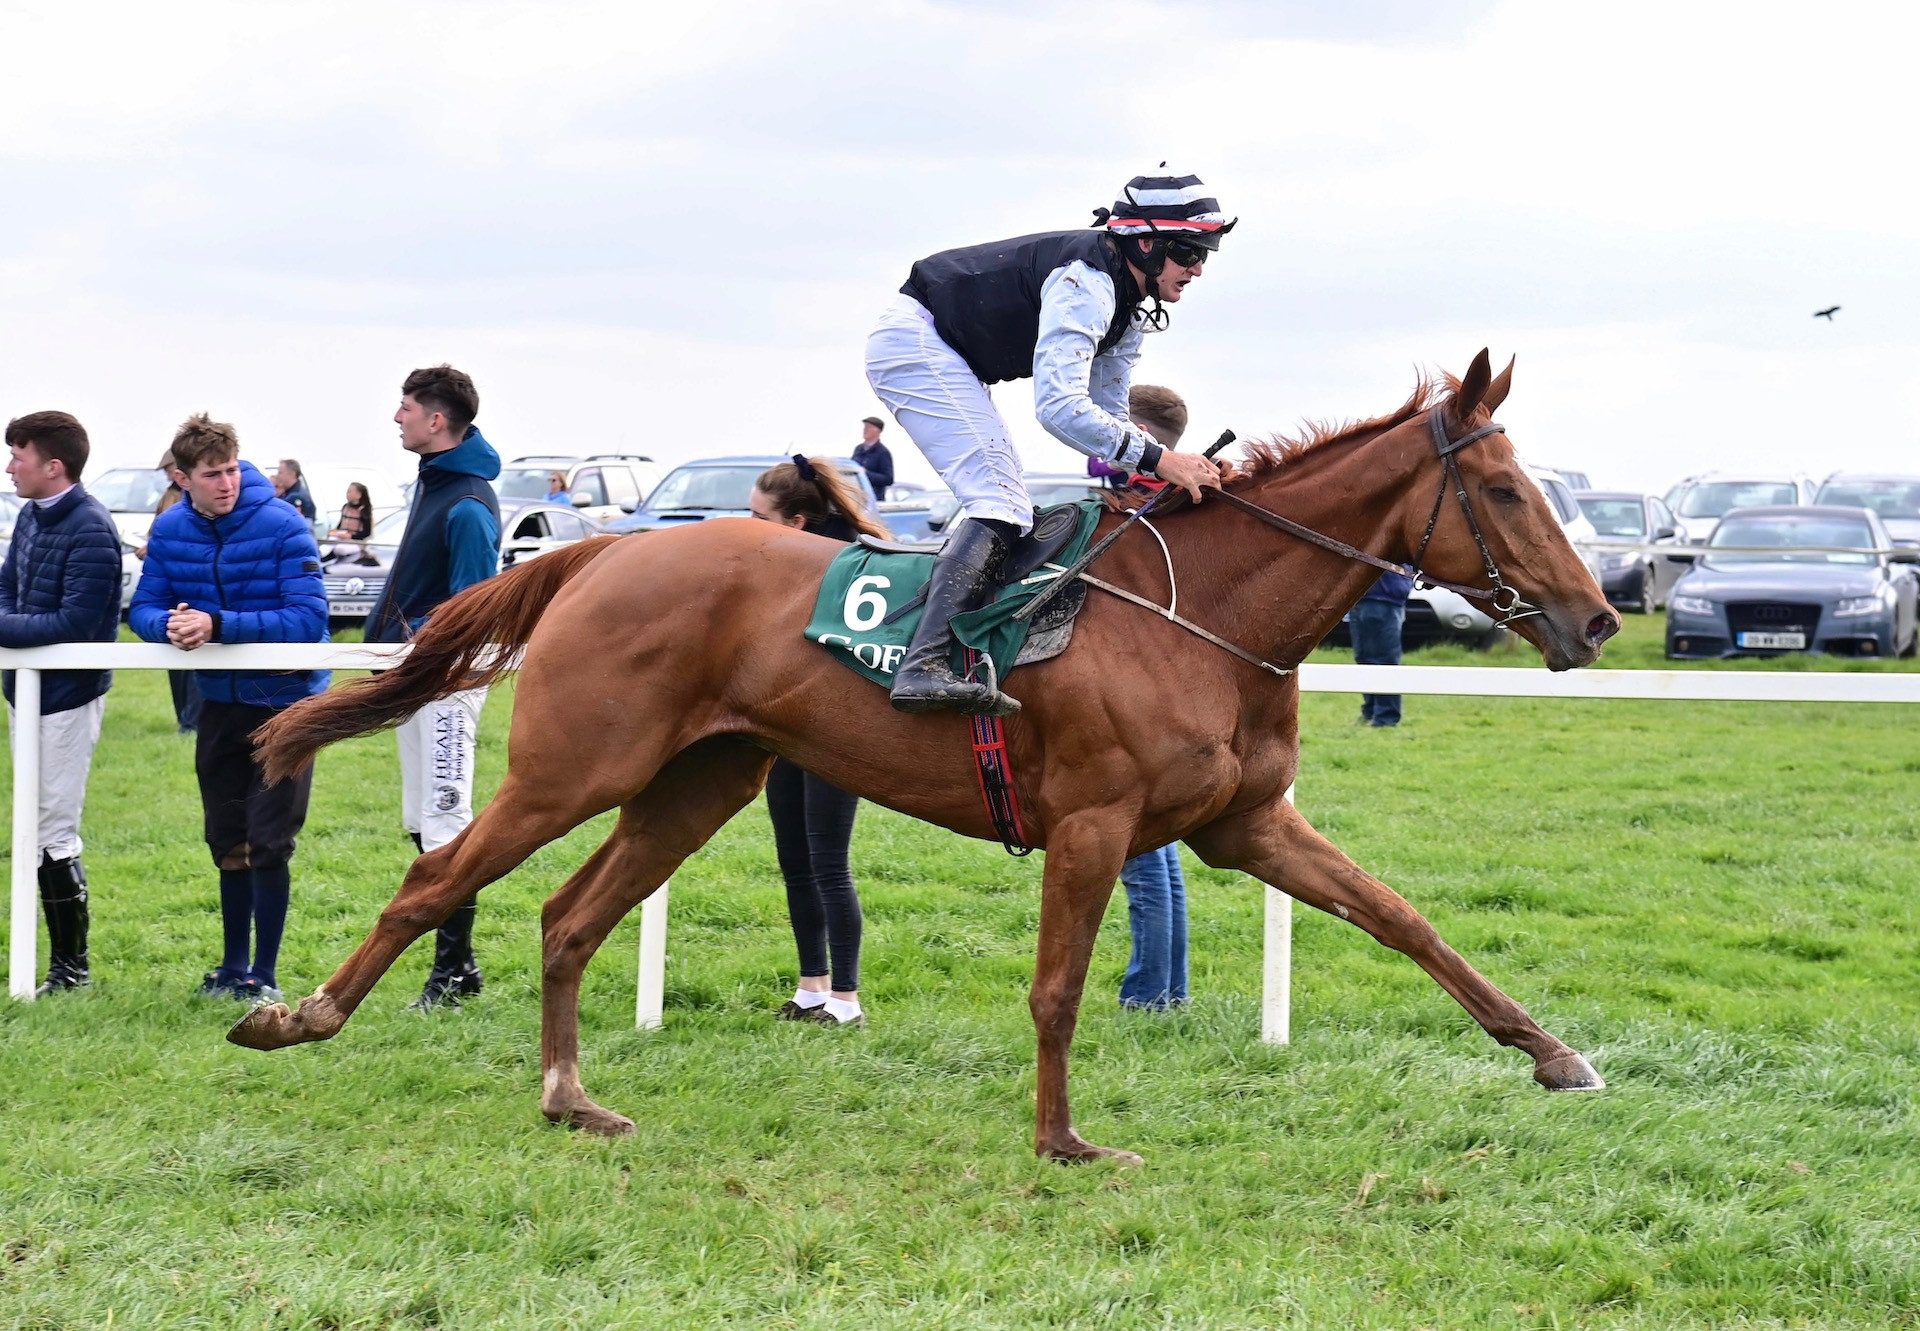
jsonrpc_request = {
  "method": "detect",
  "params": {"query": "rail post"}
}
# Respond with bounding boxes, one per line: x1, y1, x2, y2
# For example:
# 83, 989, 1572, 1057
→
8, 668, 42, 1000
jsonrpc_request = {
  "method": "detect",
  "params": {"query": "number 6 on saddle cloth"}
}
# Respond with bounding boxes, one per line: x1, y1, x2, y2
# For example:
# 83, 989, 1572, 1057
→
803, 500, 1101, 691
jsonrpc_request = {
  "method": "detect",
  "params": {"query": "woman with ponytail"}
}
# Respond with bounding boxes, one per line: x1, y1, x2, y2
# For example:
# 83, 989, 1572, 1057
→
746, 456, 886, 1025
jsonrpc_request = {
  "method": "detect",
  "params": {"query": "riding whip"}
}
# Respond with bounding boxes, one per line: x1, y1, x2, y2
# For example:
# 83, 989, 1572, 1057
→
1012, 429, 1235, 624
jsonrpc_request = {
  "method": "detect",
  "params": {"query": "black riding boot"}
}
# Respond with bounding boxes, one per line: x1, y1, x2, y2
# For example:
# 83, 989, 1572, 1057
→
410, 899, 483, 1011
36, 853, 91, 996
889, 518, 1021, 717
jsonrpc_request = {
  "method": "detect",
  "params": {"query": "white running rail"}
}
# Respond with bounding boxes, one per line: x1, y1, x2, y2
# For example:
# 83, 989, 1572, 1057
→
5, 644, 1917, 1044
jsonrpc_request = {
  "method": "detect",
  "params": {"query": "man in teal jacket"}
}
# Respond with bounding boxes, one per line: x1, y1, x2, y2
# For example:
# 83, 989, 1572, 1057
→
366, 364, 501, 1010
131, 414, 329, 1005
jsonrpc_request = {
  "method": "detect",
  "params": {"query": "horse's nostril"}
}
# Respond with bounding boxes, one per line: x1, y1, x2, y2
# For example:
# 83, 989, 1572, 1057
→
1587, 613, 1619, 645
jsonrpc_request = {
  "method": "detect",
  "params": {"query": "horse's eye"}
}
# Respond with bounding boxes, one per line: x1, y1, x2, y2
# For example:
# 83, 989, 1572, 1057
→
1486, 485, 1521, 503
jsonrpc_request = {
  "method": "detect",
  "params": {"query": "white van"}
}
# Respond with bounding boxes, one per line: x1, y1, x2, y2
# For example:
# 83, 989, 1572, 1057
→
1525, 463, 1604, 583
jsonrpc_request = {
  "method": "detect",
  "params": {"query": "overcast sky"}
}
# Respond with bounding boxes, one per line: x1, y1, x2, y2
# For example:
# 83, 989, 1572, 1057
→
3, 0, 1914, 498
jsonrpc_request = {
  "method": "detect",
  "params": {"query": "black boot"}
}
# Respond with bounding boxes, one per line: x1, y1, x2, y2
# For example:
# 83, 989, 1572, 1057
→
36, 854, 91, 996
409, 899, 483, 1011
889, 519, 1021, 717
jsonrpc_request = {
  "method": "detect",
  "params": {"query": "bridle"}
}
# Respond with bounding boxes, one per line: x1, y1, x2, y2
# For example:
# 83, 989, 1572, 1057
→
1054, 403, 1543, 680
1211, 406, 1543, 627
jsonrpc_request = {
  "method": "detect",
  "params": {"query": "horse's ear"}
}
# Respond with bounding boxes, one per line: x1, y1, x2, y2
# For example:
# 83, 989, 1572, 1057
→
1482, 355, 1515, 415
1452, 348, 1493, 422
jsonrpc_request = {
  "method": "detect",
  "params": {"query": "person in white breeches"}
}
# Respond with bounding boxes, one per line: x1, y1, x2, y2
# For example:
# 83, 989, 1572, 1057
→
1, 410, 123, 997
866, 165, 1234, 717
396, 686, 487, 853
367, 364, 503, 1011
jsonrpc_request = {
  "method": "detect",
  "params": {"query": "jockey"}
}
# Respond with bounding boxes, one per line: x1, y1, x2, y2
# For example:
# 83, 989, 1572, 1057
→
866, 165, 1232, 716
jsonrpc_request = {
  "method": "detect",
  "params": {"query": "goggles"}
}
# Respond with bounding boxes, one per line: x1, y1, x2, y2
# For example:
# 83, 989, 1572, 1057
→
1163, 236, 1214, 269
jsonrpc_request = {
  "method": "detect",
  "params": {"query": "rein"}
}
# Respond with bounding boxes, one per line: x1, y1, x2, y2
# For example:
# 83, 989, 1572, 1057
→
1065, 406, 1540, 678
1212, 408, 1541, 625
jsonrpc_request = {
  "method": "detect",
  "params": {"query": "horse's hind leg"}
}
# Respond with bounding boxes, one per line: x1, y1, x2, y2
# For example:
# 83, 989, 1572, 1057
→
537, 738, 773, 1136
229, 769, 592, 1050
1187, 800, 1603, 1091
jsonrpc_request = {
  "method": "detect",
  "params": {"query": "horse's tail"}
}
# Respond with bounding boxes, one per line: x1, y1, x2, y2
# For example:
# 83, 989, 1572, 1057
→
255, 536, 621, 783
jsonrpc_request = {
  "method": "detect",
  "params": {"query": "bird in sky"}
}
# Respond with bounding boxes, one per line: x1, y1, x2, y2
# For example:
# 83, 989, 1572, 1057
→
1814, 306, 1841, 320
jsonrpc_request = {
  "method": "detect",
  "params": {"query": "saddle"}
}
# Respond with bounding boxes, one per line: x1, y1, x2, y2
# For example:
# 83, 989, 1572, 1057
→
806, 500, 1102, 688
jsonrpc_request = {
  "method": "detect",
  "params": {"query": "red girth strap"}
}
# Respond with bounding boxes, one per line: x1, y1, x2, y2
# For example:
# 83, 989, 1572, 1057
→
962, 649, 1033, 856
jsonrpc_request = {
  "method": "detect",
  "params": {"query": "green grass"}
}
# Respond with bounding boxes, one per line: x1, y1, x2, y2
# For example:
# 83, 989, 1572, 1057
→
2, 615, 1916, 1328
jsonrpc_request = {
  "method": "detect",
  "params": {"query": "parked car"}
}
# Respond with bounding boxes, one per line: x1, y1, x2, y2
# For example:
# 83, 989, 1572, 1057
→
299, 466, 408, 538
1574, 489, 1688, 613
1326, 580, 1508, 651
1664, 506, 1919, 659
86, 465, 172, 550
1540, 465, 1593, 490
87, 466, 172, 613
0, 494, 20, 564
606, 455, 878, 534
1662, 473, 1815, 544
1812, 473, 1920, 549
1523, 464, 1605, 583
874, 481, 951, 544
924, 473, 1107, 536
500, 453, 661, 526
322, 499, 609, 620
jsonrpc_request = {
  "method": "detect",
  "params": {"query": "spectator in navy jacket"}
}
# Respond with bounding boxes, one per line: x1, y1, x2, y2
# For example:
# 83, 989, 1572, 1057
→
852, 417, 894, 500
273, 458, 317, 522
131, 414, 330, 1004
366, 364, 501, 1011
0, 411, 122, 995
1352, 569, 1412, 727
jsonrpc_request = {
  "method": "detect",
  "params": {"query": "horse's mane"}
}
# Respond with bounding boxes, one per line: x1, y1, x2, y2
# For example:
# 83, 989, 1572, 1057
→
1235, 372, 1455, 484
1106, 371, 1468, 515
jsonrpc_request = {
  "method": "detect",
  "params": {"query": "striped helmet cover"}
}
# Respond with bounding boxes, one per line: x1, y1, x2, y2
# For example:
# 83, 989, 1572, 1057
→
1104, 168, 1234, 237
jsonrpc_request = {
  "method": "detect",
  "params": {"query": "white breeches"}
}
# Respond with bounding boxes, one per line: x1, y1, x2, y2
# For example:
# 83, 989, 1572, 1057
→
865, 294, 1034, 535
396, 686, 487, 853
7, 697, 105, 861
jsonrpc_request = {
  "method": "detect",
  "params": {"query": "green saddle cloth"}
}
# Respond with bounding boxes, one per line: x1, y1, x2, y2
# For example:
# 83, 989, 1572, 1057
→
805, 500, 1103, 688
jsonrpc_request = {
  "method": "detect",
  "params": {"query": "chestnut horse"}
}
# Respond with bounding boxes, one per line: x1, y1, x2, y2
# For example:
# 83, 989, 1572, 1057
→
235, 350, 1619, 1163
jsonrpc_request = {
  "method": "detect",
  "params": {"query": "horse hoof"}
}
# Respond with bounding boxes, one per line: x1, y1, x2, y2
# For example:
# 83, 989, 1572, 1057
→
227, 1002, 294, 1050
1535, 1052, 1606, 1091
546, 1101, 636, 1137
1040, 1135, 1145, 1166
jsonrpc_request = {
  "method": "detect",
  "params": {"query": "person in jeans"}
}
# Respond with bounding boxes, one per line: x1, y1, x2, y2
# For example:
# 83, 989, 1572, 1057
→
1102, 384, 1193, 1010
747, 455, 890, 1026
1351, 570, 1412, 727
0, 411, 122, 996
365, 364, 501, 1010
131, 414, 329, 1004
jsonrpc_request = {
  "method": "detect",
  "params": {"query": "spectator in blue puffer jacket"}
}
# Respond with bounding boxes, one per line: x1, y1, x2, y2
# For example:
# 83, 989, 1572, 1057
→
1, 410, 122, 996
131, 414, 330, 1005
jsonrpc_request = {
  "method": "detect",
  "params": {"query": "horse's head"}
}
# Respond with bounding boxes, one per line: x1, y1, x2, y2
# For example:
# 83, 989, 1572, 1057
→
1402, 350, 1618, 670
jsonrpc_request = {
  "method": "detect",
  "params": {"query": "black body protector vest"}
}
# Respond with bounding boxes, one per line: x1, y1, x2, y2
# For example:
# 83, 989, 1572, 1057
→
364, 467, 501, 644
900, 230, 1142, 386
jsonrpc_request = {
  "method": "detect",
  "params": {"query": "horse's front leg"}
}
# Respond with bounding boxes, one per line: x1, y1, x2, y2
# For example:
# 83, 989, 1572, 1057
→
1030, 813, 1137, 1163
1187, 800, 1603, 1091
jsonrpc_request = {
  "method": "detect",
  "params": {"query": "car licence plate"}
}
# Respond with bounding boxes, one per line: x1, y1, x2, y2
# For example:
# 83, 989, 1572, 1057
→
1737, 631, 1805, 649
331, 602, 373, 616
